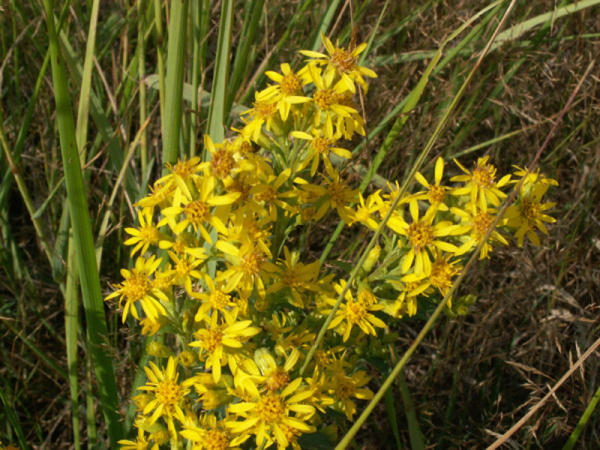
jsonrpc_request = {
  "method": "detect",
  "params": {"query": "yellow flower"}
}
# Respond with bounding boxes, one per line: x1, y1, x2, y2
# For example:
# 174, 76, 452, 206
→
328, 370, 374, 420
165, 251, 206, 294
286, 64, 359, 137
204, 135, 238, 180
190, 275, 238, 325
226, 377, 316, 450
266, 247, 321, 308
348, 191, 383, 231
402, 248, 462, 301
137, 357, 190, 433
154, 156, 205, 198
451, 156, 511, 208
250, 168, 295, 222
503, 181, 556, 247
324, 280, 386, 342
296, 165, 358, 224
387, 201, 459, 275
215, 237, 278, 299
159, 175, 237, 244
451, 203, 508, 259
411, 157, 451, 211
118, 428, 157, 450
105, 255, 168, 322
240, 93, 280, 141
257, 63, 311, 121
190, 314, 261, 383
300, 32, 377, 93
180, 413, 238, 450
124, 207, 164, 257
291, 128, 352, 177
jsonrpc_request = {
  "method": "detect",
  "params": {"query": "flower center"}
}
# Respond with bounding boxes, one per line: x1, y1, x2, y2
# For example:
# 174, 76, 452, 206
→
473, 164, 496, 188
357, 290, 377, 306
242, 252, 263, 276
428, 185, 446, 204
253, 100, 277, 119
346, 301, 367, 324
211, 149, 236, 179
430, 259, 458, 292
256, 394, 285, 423
406, 221, 434, 252
171, 159, 197, 180
205, 430, 230, 450
473, 211, 493, 241
335, 375, 356, 399
314, 89, 336, 110
186, 201, 210, 224
155, 379, 184, 410
313, 137, 332, 155
266, 371, 291, 391
281, 73, 301, 95
203, 329, 224, 352
328, 181, 347, 205
124, 273, 151, 302
282, 268, 301, 288
331, 48, 357, 73
176, 258, 194, 277
521, 199, 541, 221
255, 186, 276, 203
210, 290, 230, 310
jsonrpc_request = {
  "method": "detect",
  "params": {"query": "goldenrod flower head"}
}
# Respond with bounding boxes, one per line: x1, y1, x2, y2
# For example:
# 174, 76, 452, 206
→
452, 204, 508, 259
328, 370, 374, 420
388, 201, 459, 275
124, 208, 164, 257
105, 255, 167, 322
451, 156, 511, 208
138, 357, 190, 432
504, 181, 557, 247
300, 32, 377, 93
324, 280, 386, 342
226, 377, 316, 450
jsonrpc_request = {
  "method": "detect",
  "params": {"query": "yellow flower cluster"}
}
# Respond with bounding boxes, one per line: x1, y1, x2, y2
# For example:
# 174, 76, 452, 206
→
108, 34, 557, 449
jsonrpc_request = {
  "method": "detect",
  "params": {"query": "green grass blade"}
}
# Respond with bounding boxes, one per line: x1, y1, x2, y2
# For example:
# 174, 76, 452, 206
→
308, 0, 341, 52
188, 0, 202, 158
153, 0, 166, 131
398, 371, 425, 450
162, 0, 189, 168
74, 0, 100, 153
42, 0, 123, 444
225, 0, 265, 114
563, 384, 600, 450
205, 0, 234, 145
383, 388, 402, 449
491, 0, 600, 50
65, 234, 81, 450
0, 383, 30, 450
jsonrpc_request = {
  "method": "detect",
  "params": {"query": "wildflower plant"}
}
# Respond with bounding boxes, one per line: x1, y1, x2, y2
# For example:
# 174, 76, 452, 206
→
106, 34, 557, 449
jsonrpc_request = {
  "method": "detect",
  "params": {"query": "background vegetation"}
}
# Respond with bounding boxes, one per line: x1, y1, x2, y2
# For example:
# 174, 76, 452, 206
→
1, 0, 599, 448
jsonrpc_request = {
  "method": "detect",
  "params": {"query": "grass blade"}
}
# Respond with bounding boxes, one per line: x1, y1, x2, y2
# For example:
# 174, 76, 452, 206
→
563, 383, 600, 450
42, 0, 123, 444
205, 0, 234, 145
162, 0, 189, 168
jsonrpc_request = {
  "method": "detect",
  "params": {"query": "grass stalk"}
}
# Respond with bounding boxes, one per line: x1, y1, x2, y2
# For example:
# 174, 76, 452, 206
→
563, 383, 600, 450
205, 0, 234, 146
162, 0, 189, 169
42, 0, 123, 444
